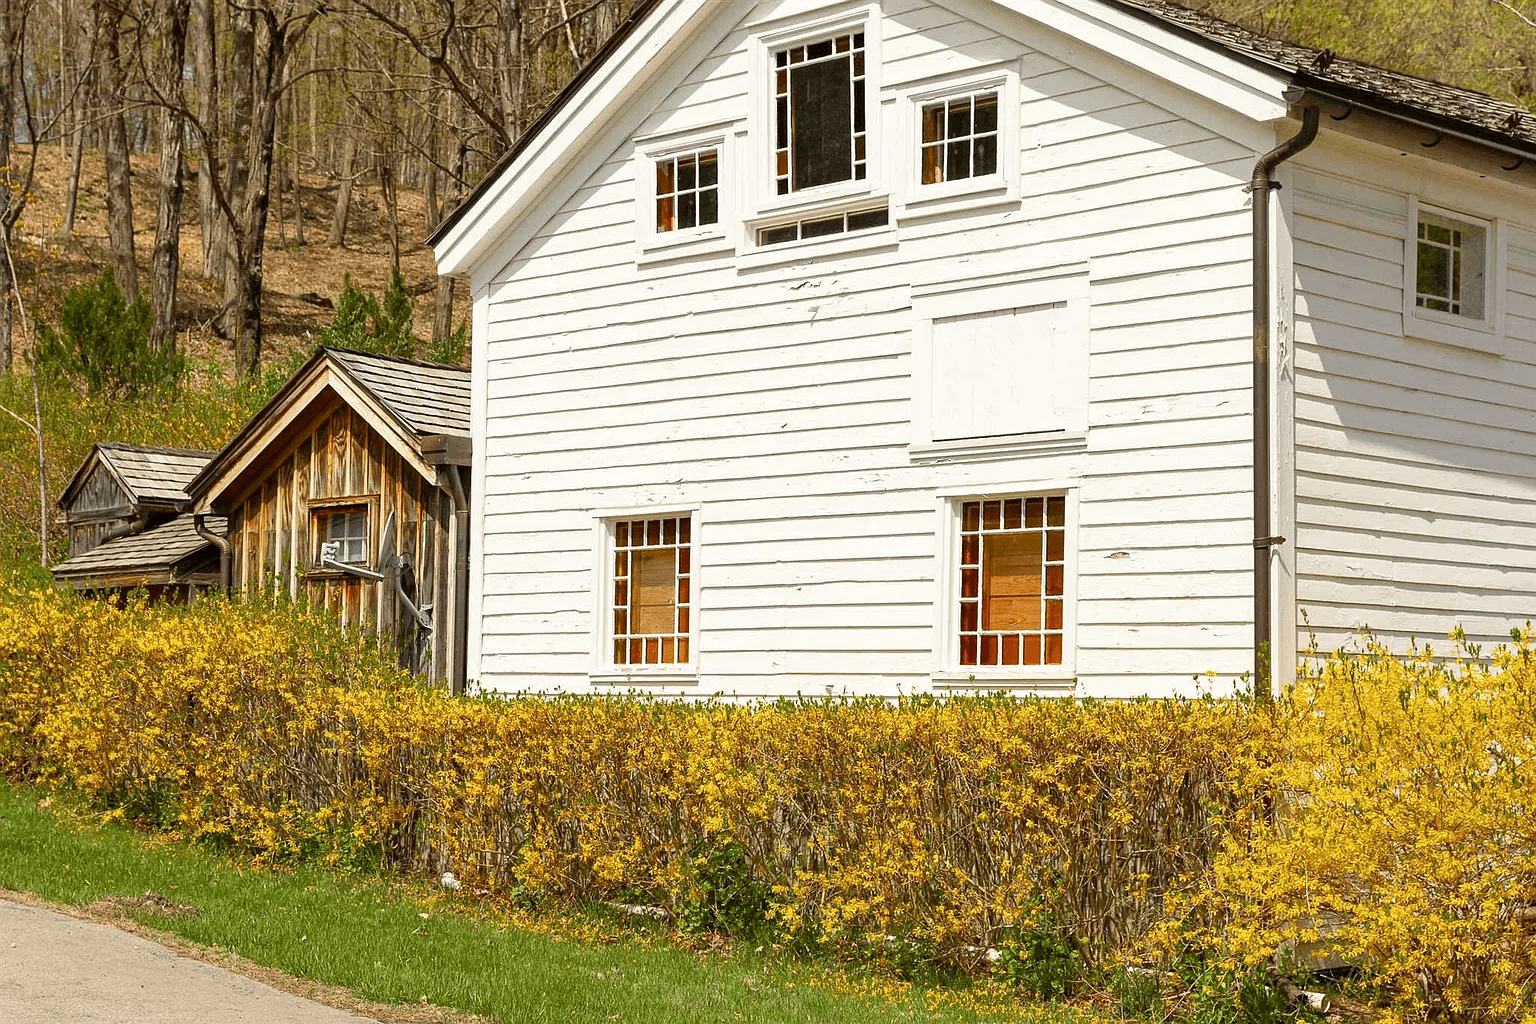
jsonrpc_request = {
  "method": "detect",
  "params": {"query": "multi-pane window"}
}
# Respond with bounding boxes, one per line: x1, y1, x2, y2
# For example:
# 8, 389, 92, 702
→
921, 92, 998, 184
774, 32, 866, 195
656, 149, 719, 233
1415, 209, 1486, 321
612, 515, 691, 665
318, 506, 368, 565
958, 496, 1065, 667
757, 205, 888, 246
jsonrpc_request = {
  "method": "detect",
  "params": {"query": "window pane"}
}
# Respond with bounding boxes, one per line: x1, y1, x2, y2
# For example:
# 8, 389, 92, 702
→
802, 214, 845, 238
699, 151, 718, 186
947, 141, 970, 181
679, 192, 696, 230
974, 93, 998, 133
947, 99, 971, 138
656, 159, 675, 195
678, 155, 696, 191
700, 189, 718, 226
656, 196, 674, 233
791, 56, 853, 189
846, 208, 888, 231
759, 224, 798, 245
973, 135, 998, 177
982, 532, 1043, 631
922, 144, 943, 184
922, 103, 944, 144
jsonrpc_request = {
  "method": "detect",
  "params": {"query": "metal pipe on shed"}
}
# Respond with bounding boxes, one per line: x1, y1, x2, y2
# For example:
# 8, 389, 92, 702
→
1248, 99, 1319, 701
193, 513, 232, 591
446, 465, 470, 697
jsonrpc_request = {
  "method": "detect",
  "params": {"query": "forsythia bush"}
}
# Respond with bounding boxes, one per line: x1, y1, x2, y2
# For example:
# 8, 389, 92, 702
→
1187, 636, 1536, 1024
3, 583, 1533, 1023
0, 583, 1267, 961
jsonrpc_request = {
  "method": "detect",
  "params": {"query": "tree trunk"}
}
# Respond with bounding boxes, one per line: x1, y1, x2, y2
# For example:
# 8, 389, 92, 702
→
61, 123, 85, 237
381, 144, 399, 270
191, 0, 218, 277
291, 84, 304, 245
431, 140, 466, 356
327, 126, 355, 247
218, 6, 256, 343
96, 2, 139, 301
149, 0, 190, 354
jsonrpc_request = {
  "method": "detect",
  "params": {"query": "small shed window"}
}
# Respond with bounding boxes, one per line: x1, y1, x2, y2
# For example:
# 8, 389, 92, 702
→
611, 514, 691, 665
957, 496, 1065, 667
317, 505, 368, 565
773, 32, 866, 194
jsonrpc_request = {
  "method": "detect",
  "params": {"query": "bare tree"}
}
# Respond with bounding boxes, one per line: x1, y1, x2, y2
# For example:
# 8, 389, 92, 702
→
147, 0, 190, 353
93, 0, 139, 300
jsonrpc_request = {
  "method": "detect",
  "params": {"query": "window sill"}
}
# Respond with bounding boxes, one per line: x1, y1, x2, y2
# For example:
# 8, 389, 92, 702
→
637, 232, 734, 267
591, 670, 700, 687
1402, 313, 1508, 357
898, 183, 1018, 222
931, 671, 1076, 692
910, 431, 1087, 464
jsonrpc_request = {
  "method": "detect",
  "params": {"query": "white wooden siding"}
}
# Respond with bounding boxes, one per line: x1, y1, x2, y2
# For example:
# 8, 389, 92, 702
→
476, 0, 1266, 698
1289, 146, 1536, 659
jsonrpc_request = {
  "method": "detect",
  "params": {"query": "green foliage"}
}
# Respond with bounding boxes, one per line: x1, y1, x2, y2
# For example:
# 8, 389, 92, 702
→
1108, 966, 1165, 1021
426, 320, 470, 367
320, 269, 415, 358
997, 909, 1083, 1002
679, 841, 770, 938
34, 270, 186, 399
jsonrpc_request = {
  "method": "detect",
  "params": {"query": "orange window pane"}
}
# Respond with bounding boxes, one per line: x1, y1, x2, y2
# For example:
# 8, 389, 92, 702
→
1047, 496, 1066, 527
1046, 530, 1064, 562
1003, 498, 1021, 530
1045, 634, 1063, 664
922, 145, 942, 184
656, 160, 676, 194
631, 548, 676, 635
1001, 634, 1021, 665
656, 196, 675, 233
1025, 498, 1043, 529
962, 502, 980, 531
982, 531, 1042, 631
1023, 635, 1042, 665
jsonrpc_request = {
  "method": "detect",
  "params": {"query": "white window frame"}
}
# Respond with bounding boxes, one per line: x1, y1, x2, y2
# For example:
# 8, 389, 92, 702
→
1402, 196, 1506, 355
633, 125, 735, 264
747, 3, 884, 224
307, 495, 378, 574
897, 63, 1020, 217
932, 484, 1078, 690
590, 505, 701, 685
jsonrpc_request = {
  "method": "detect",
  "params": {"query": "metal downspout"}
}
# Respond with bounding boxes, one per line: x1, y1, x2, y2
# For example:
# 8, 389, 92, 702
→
98, 512, 150, 546
446, 465, 470, 696
1250, 101, 1319, 701
192, 513, 232, 591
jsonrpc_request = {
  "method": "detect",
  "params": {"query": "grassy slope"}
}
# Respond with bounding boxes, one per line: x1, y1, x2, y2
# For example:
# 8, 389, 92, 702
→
0, 782, 1062, 1024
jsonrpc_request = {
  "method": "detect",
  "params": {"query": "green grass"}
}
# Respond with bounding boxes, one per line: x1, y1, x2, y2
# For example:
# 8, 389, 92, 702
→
0, 781, 1069, 1024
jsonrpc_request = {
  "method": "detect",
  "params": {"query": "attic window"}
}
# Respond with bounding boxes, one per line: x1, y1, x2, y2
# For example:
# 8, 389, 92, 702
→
773, 32, 866, 194
756, 204, 887, 246
921, 92, 999, 184
656, 149, 719, 232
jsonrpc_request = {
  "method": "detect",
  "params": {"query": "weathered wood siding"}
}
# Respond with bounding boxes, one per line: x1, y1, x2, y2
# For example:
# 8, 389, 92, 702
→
475, 0, 1270, 697
227, 402, 455, 681
1289, 141, 1536, 657
64, 462, 137, 558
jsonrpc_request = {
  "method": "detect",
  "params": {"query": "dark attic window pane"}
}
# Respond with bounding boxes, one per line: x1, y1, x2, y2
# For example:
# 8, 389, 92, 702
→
801, 214, 845, 238
791, 55, 853, 190
846, 208, 888, 231
758, 223, 799, 245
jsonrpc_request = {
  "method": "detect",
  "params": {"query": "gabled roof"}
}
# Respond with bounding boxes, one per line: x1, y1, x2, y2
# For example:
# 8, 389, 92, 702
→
187, 347, 471, 512
51, 513, 225, 585
58, 442, 215, 511
429, 0, 1536, 278
329, 348, 472, 437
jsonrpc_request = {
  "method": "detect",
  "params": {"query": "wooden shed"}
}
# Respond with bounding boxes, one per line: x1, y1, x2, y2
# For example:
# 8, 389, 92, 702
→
51, 513, 226, 599
56, 442, 214, 559
187, 348, 472, 690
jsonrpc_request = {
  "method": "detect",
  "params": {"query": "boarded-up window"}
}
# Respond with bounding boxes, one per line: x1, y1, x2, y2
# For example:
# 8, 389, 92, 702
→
774, 33, 866, 195
930, 303, 1070, 441
959, 496, 1065, 667
612, 515, 692, 665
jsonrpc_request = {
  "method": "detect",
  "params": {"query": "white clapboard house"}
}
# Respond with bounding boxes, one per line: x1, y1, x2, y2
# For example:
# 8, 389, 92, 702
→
429, 0, 1536, 699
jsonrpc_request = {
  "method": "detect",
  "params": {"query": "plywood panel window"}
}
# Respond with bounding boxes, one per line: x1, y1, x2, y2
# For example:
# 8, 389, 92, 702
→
921, 92, 998, 185
931, 303, 1065, 441
316, 505, 368, 565
656, 149, 719, 233
958, 497, 1065, 667
774, 32, 865, 195
612, 515, 691, 665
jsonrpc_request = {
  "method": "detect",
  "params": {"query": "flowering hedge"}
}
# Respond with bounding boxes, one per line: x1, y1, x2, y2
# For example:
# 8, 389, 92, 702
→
1, 584, 1532, 1023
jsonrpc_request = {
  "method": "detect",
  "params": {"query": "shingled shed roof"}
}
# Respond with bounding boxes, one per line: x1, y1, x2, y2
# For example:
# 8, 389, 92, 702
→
1110, 0, 1536, 154
58, 442, 215, 511
329, 348, 471, 438
52, 514, 225, 585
